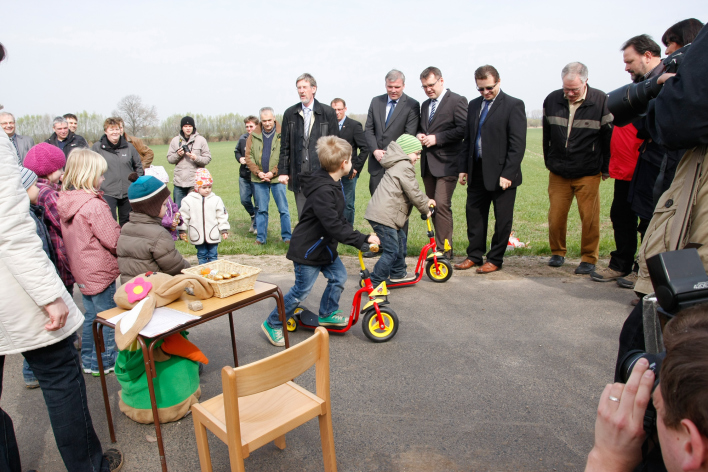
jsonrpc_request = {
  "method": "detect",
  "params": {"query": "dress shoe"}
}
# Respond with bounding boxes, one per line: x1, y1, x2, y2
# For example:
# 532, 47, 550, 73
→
453, 259, 477, 270
574, 262, 596, 275
548, 255, 565, 267
476, 262, 500, 274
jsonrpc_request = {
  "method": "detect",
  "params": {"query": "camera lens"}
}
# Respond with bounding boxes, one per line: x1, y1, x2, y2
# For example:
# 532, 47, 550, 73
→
618, 350, 665, 384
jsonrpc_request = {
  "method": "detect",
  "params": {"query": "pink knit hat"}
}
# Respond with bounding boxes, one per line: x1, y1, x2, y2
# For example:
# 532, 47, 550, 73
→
194, 168, 213, 190
23, 143, 66, 177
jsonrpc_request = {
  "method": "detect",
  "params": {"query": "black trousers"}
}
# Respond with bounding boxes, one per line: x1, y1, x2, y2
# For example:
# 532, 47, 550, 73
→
464, 159, 516, 267
609, 180, 640, 273
103, 195, 132, 227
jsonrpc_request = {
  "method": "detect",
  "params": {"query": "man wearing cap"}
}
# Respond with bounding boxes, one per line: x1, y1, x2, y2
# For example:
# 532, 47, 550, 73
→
167, 116, 211, 209
0, 112, 34, 164
46, 116, 88, 158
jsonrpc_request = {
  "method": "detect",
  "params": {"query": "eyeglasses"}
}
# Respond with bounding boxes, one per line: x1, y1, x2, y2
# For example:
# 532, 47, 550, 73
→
421, 77, 441, 90
477, 83, 498, 92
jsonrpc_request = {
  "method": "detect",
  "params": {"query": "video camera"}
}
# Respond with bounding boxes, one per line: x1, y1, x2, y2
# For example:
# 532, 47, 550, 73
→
606, 44, 691, 127
618, 248, 708, 436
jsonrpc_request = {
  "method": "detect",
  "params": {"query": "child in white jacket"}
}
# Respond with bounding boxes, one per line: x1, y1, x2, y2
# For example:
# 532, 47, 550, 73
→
178, 169, 230, 263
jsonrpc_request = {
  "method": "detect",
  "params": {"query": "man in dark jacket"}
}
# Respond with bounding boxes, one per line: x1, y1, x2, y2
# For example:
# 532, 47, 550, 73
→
278, 73, 339, 217
262, 136, 379, 347
235, 115, 259, 233
543, 62, 613, 275
46, 116, 88, 158
331, 98, 369, 225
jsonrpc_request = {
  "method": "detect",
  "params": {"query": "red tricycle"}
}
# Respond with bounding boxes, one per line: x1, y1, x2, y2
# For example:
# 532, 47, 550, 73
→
286, 244, 399, 342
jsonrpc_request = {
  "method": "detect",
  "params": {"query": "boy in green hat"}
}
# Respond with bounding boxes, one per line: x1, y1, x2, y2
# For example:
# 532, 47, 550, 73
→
364, 134, 436, 287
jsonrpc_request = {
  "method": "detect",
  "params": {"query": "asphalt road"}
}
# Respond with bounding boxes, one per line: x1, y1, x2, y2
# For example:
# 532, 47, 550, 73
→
1, 270, 635, 471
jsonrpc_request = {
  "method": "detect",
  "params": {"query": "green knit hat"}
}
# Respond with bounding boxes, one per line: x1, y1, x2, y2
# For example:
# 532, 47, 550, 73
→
396, 134, 422, 155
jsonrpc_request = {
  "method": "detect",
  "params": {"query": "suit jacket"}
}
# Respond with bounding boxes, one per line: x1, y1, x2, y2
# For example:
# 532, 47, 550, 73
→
364, 93, 420, 176
338, 117, 369, 177
12, 134, 35, 165
459, 90, 527, 192
279, 98, 339, 193
418, 89, 468, 177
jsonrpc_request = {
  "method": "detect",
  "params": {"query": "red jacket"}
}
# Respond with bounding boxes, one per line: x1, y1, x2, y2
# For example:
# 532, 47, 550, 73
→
57, 190, 121, 295
609, 124, 642, 181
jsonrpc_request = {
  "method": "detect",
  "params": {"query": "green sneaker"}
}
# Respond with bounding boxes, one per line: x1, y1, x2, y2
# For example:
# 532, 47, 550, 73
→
261, 321, 285, 347
319, 310, 348, 327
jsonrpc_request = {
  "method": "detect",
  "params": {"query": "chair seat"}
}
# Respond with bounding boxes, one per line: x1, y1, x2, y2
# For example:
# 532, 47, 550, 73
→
196, 381, 325, 454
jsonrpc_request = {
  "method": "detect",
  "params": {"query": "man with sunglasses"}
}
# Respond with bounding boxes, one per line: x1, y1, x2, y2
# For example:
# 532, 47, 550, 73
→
455, 65, 526, 273
416, 66, 467, 259
542, 62, 612, 275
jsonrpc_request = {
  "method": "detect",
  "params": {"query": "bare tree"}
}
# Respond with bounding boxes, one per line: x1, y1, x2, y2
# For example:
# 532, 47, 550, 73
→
112, 95, 158, 137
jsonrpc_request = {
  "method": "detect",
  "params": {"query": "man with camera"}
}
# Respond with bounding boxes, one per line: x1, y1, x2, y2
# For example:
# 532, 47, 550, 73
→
585, 304, 708, 472
614, 24, 708, 377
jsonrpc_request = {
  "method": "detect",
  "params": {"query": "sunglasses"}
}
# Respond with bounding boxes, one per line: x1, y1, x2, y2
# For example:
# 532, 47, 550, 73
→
477, 83, 498, 92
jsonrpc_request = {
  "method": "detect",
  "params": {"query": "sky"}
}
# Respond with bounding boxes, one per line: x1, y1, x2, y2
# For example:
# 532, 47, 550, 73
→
1, 0, 705, 123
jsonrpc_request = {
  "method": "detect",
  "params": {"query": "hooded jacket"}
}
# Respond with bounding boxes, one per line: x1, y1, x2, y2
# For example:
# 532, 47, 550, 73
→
117, 212, 190, 284
0, 130, 83, 356
57, 190, 121, 295
92, 135, 144, 199
364, 141, 431, 229
287, 168, 368, 266
45, 131, 88, 158
178, 191, 230, 245
166, 131, 211, 188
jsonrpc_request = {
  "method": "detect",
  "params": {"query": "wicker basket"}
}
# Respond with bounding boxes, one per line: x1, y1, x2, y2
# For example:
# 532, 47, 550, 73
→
182, 260, 262, 298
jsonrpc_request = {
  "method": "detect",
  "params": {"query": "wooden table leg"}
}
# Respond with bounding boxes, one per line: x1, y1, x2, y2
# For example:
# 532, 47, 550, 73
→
93, 320, 116, 442
139, 337, 169, 472
275, 287, 290, 348
228, 312, 239, 367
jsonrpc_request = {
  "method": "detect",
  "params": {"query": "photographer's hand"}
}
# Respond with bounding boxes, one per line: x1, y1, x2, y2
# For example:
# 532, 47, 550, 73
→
584, 358, 655, 472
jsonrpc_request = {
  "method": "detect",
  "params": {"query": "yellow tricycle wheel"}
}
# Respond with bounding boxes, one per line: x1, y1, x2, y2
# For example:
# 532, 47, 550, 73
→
362, 306, 399, 342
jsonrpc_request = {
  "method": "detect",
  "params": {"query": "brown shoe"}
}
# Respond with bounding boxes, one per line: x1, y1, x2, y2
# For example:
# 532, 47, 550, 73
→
476, 262, 500, 274
255, 240, 265, 245
453, 259, 477, 270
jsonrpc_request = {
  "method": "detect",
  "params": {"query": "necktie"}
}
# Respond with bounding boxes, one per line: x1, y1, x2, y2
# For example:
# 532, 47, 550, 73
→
428, 99, 438, 125
385, 100, 397, 126
304, 107, 312, 137
475, 100, 490, 159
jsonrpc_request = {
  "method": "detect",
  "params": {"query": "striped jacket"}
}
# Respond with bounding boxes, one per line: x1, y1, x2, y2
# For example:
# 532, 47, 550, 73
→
542, 85, 613, 179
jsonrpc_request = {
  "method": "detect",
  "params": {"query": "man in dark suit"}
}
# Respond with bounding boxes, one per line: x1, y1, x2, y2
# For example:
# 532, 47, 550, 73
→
279, 73, 339, 216
0, 112, 34, 165
364, 69, 420, 195
455, 65, 526, 273
331, 98, 369, 225
416, 67, 467, 257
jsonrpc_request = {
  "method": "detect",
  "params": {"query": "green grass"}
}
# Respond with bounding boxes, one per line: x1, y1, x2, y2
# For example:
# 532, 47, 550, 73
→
151, 129, 616, 258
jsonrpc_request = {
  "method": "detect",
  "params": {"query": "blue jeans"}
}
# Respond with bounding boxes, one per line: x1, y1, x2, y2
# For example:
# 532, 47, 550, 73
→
1, 338, 110, 471
81, 283, 117, 372
253, 182, 292, 243
173, 185, 192, 210
266, 259, 347, 328
239, 176, 257, 217
369, 220, 408, 286
196, 242, 219, 264
341, 175, 358, 225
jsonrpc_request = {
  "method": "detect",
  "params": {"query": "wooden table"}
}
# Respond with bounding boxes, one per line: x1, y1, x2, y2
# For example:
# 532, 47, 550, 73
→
93, 281, 289, 472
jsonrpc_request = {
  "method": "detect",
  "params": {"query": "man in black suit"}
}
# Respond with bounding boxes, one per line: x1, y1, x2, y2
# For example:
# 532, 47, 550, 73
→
279, 73, 339, 216
364, 69, 420, 195
416, 67, 467, 257
455, 65, 526, 273
331, 98, 369, 225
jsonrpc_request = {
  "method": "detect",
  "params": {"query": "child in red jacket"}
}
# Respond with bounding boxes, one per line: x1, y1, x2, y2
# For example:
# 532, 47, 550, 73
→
57, 149, 121, 375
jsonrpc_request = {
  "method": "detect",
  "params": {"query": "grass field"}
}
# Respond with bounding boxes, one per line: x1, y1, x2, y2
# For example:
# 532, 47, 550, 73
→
152, 128, 617, 258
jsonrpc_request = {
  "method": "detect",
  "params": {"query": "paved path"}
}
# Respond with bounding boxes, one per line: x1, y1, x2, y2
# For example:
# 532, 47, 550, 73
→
1, 270, 634, 471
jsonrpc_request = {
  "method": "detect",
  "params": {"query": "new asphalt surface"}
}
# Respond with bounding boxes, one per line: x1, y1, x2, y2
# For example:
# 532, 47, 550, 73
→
1, 269, 635, 471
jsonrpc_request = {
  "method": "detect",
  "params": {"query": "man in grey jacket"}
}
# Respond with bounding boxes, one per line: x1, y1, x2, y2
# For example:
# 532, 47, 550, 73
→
0, 112, 34, 165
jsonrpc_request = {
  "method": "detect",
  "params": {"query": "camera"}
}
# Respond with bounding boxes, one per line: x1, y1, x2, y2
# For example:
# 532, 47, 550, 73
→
181, 144, 190, 155
606, 44, 690, 127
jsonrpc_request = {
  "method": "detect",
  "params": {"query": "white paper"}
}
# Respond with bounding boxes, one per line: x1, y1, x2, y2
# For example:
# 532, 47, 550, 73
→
108, 305, 200, 338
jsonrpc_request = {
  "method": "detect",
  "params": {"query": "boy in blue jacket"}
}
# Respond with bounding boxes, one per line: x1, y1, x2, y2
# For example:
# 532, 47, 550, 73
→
262, 136, 380, 346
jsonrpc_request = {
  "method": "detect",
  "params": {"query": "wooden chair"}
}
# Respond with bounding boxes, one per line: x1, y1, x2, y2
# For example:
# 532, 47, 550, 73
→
191, 327, 336, 472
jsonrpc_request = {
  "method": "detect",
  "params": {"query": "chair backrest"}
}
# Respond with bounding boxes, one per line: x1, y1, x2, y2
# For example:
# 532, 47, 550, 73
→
222, 326, 330, 399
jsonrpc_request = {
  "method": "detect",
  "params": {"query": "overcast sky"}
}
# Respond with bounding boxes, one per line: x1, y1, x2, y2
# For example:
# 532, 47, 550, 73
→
1, 1, 704, 123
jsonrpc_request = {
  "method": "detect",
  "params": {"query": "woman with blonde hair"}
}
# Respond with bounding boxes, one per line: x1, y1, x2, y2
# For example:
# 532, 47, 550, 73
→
57, 148, 121, 375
